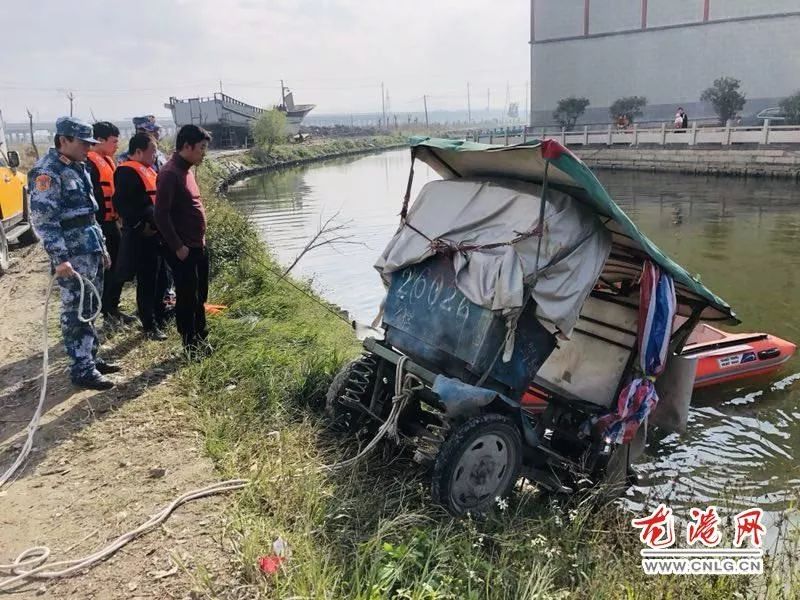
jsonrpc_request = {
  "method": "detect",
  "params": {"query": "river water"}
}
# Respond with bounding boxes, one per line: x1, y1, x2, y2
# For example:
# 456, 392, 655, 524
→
228, 149, 800, 527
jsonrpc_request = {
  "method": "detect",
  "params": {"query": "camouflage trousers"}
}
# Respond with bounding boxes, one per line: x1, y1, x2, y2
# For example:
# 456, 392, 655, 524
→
57, 253, 104, 380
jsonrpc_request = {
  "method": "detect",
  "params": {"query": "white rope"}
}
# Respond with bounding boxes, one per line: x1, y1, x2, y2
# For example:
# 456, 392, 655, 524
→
0, 272, 100, 489
318, 356, 424, 471
74, 270, 103, 325
0, 479, 249, 590
0, 271, 248, 592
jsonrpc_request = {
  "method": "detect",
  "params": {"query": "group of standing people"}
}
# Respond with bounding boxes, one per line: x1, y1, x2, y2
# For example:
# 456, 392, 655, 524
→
28, 116, 214, 390
674, 107, 689, 130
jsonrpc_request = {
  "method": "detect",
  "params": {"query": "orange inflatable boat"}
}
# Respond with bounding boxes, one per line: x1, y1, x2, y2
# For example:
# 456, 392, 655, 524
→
680, 323, 796, 389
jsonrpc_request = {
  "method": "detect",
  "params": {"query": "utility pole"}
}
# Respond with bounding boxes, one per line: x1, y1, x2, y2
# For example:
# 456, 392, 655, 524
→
26, 108, 39, 160
423, 95, 429, 129
525, 80, 529, 125
467, 82, 472, 124
505, 81, 510, 124
381, 81, 386, 129
0, 108, 6, 160
66, 91, 74, 117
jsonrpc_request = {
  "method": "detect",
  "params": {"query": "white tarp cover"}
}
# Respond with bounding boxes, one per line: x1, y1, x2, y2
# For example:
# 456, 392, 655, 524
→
375, 179, 612, 336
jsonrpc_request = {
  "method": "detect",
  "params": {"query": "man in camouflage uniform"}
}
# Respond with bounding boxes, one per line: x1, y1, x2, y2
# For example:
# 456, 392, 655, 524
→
28, 117, 121, 390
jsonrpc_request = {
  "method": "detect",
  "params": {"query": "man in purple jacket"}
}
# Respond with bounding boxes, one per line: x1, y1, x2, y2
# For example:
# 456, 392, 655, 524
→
154, 125, 212, 354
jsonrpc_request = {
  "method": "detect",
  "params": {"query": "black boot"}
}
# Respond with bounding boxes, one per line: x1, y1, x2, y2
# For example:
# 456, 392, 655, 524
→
144, 327, 168, 341
95, 359, 122, 374
72, 370, 115, 390
111, 311, 138, 326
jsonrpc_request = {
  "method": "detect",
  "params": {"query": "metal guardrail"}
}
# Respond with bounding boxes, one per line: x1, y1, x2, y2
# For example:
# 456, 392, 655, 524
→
464, 121, 800, 147
4, 126, 177, 143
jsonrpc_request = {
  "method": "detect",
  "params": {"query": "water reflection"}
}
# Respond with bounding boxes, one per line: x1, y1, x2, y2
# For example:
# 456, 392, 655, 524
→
228, 150, 800, 521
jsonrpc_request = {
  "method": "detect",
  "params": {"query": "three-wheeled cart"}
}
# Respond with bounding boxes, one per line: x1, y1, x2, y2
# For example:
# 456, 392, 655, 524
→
326, 138, 737, 515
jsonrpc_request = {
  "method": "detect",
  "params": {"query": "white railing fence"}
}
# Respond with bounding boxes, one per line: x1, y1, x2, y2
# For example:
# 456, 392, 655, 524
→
465, 120, 800, 147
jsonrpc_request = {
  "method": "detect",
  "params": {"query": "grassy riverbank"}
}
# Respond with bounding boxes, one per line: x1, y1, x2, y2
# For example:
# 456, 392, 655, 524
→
177, 151, 798, 598
262, 135, 406, 164
204, 134, 407, 189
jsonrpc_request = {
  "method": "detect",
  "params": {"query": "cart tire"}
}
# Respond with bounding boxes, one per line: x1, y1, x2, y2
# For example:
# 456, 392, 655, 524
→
432, 413, 522, 516
325, 354, 377, 431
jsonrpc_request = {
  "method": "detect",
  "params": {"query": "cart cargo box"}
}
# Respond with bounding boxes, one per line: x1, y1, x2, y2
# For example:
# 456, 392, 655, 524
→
383, 254, 556, 399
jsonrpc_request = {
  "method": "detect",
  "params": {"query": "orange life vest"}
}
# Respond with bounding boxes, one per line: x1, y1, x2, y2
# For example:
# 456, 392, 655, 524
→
86, 151, 117, 221
118, 160, 158, 204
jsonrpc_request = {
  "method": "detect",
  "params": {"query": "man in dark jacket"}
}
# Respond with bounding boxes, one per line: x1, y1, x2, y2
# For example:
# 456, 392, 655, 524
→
86, 121, 136, 328
154, 125, 211, 354
113, 133, 168, 340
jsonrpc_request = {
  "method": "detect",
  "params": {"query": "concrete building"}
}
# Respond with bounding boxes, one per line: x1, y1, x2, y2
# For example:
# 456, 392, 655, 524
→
530, 0, 800, 126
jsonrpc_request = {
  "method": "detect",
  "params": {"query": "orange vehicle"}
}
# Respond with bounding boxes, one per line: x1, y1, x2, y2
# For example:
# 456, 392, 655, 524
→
0, 125, 36, 275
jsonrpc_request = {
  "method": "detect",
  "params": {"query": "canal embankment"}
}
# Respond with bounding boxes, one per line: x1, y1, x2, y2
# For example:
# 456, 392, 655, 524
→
575, 145, 800, 179
211, 135, 408, 192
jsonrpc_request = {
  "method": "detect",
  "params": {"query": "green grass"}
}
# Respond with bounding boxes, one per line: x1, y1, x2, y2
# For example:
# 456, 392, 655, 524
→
176, 163, 800, 599
249, 135, 405, 166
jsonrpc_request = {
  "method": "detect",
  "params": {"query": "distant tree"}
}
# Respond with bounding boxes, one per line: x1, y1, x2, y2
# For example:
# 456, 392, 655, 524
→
779, 91, 800, 125
609, 96, 648, 123
552, 97, 590, 130
700, 77, 746, 125
252, 109, 288, 154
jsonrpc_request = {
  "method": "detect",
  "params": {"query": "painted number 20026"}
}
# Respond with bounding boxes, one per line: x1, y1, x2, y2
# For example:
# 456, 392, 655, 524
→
396, 268, 470, 321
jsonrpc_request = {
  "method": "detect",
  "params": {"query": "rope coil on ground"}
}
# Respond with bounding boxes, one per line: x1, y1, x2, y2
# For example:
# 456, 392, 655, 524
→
0, 479, 249, 590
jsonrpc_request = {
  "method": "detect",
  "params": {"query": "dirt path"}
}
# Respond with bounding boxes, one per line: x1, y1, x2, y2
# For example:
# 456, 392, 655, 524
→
0, 247, 239, 599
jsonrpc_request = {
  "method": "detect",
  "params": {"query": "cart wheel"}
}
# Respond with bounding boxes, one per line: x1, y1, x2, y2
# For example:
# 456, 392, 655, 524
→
325, 354, 378, 431
432, 414, 522, 516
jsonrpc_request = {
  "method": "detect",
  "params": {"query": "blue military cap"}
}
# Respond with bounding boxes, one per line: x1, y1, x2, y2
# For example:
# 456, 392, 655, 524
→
132, 115, 160, 133
55, 116, 98, 143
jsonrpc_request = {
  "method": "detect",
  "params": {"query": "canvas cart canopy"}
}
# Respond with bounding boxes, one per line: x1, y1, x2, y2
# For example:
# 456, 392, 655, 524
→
376, 137, 737, 329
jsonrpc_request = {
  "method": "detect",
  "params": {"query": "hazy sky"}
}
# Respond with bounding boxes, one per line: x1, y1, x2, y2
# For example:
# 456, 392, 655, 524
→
2, 0, 530, 123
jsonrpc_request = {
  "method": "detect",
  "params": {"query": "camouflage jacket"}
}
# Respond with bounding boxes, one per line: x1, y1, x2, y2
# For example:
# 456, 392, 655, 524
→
28, 148, 106, 265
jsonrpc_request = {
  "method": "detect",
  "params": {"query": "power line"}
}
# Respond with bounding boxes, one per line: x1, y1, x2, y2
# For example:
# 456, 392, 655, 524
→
0, 80, 218, 93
